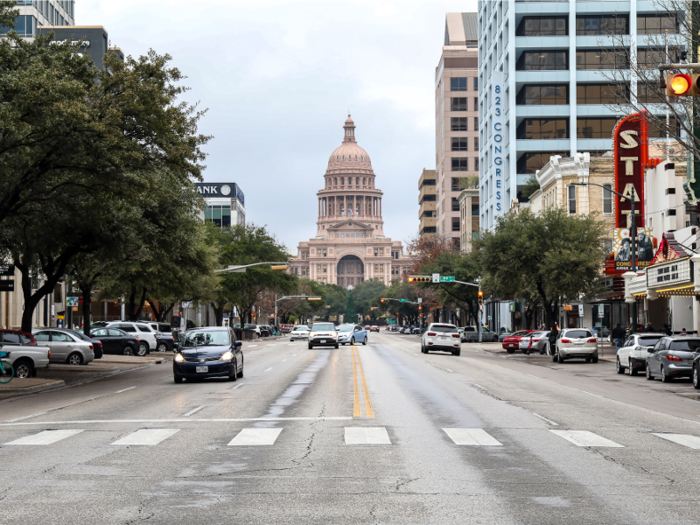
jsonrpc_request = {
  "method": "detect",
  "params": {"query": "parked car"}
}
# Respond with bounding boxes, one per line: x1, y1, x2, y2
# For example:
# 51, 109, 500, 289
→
146, 322, 173, 335
337, 324, 368, 345
93, 321, 156, 355
244, 324, 262, 337
0, 330, 50, 378
308, 322, 338, 349
464, 326, 499, 342
64, 329, 103, 359
173, 327, 243, 383
693, 350, 700, 390
553, 328, 598, 363
32, 328, 95, 365
89, 327, 141, 356
616, 333, 664, 375
399, 326, 408, 334
646, 336, 700, 382
518, 331, 550, 355
259, 325, 272, 337
411, 326, 422, 335
290, 325, 310, 341
498, 331, 512, 343
501, 330, 534, 353
421, 323, 461, 355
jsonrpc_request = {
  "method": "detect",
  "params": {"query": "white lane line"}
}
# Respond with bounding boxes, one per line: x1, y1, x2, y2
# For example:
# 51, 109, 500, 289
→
526, 374, 540, 379
1, 417, 353, 426
112, 429, 180, 446
344, 427, 392, 445
248, 345, 258, 348
532, 413, 559, 426
444, 368, 453, 373
5, 429, 84, 446
443, 428, 502, 446
580, 390, 604, 399
264, 367, 272, 372
114, 386, 136, 394
4, 411, 47, 423
652, 433, 700, 449
233, 383, 246, 389
183, 406, 206, 417
550, 430, 624, 448
228, 428, 283, 446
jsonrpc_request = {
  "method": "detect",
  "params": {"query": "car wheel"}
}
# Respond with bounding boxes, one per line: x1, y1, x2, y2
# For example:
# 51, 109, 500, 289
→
646, 364, 654, 380
592, 355, 598, 363
13, 359, 33, 379
67, 352, 83, 366
174, 376, 183, 384
693, 366, 700, 390
362, 337, 367, 345
351, 337, 355, 345
123, 345, 134, 356
629, 361, 638, 376
237, 359, 244, 379
334, 343, 339, 349
229, 359, 238, 381
137, 342, 148, 357
452, 350, 461, 356
557, 350, 564, 364
661, 365, 672, 383
157, 343, 168, 352
616, 358, 624, 374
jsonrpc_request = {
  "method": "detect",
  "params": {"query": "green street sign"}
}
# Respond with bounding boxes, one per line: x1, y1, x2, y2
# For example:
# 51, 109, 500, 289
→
399, 299, 408, 303
440, 276, 455, 282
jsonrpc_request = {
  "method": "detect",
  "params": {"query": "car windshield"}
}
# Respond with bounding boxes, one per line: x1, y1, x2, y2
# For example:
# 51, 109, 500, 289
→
565, 330, 591, 339
183, 331, 229, 347
638, 337, 661, 347
293, 326, 309, 331
430, 325, 457, 332
529, 331, 548, 337
66, 330, 91, 341
244, 324, 257, 329
337, 324, 354, 332
312, 323, 335, 331
511, 331, 529, 337
669, 340, 700, 352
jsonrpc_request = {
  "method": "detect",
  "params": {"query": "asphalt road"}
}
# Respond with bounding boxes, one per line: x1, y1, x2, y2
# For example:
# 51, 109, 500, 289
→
2, 332, 700, 524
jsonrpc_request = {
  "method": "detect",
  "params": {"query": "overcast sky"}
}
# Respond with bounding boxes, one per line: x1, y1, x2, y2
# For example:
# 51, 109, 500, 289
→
79, 0, 478, 252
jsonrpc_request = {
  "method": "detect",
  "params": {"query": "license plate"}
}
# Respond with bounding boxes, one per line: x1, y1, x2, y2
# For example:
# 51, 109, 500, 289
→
196, 366, 208, 373
575, 343, 584, 346
320, 340, 326, 343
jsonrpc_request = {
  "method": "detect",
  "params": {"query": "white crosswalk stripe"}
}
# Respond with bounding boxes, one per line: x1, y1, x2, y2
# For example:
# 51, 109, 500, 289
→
652, 433, 700, 449
228, 428, 283, 446
345, 427, 391, 444
5, 429, 83, 446
112, 429, 180, 446
550, 430, 624, 448
443, 428, 502, 446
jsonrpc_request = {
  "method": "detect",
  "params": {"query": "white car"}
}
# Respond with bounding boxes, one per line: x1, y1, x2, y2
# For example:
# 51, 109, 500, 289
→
290, 325, 310, 341
0, 336, 50, 379
308, 322, 338, 349
553, 328, 598, 363
244, 324, 262, 337
616, 332, 664, 376
96, 321, 157, 355
421, 323, 461, 355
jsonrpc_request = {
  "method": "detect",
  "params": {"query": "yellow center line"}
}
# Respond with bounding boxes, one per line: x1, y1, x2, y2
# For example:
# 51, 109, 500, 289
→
351, 346, 361, 417
354, 346, 375, 418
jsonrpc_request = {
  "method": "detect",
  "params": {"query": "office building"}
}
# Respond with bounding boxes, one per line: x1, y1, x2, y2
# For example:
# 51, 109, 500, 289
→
195, 183, 246, 228
4, 1, 75, 36
435, 13, 479, 245
478, 0, 680, 231
418, 169, 437, 237
458, 188, 479, 253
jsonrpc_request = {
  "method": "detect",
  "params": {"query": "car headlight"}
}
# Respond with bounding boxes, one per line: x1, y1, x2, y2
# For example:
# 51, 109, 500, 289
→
174, 354, 184, 363
221, 351, 233, 361
310, 333, 316, 338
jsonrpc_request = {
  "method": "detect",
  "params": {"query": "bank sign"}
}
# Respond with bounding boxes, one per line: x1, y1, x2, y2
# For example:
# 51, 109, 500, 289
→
195, 183, 245, 205
491, 72, 504, 212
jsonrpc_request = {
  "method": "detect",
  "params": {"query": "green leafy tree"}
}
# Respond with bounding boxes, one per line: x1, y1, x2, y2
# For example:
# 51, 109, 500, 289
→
473, 208, 606, 329
352, 279, 387, 321
320, 284, 348, 320
345, 291, 357, 323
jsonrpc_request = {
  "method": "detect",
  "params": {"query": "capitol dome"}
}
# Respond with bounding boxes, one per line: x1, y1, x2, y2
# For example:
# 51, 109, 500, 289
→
326, 116, 374, 173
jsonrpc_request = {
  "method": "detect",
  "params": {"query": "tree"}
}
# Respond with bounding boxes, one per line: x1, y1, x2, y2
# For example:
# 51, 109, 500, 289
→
473, 208, 606, 329
351, 279, 387, 321
345, 291, 357, 323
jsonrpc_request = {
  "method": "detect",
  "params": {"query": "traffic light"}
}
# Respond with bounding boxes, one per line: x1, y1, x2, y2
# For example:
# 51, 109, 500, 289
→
666, 73, 700, 96
408, 275, 431, 283
478, 290, 484, 305
380, 299, 385, 303
271, 265, 288, 271
418, 305, 422, 312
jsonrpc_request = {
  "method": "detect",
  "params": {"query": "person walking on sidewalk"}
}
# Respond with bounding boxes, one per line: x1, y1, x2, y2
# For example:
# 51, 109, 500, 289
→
612, 323, 625, 350
547, 325, 559, 356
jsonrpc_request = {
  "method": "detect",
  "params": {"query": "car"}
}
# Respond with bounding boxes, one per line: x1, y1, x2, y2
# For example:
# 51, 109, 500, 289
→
370, 325, 379, 332
364, 325, 371, 331
94, 321, 156, 355
693, 349, 700, 390
144, 322, 176, 352
64, 329, 104, 359
146, 322, 173, 335
411, 326, 421, 334
173, 327, 243, 383
308, 322, 338, 349
498, 331, 512, 343
646, 336, 700, 383
502, 330, 534, 353
337, 324, 368, 345
0, 330, 50, 378
398, 326, 408, 334
89, 327, 141, 356
421, 323, 461, 355
244, 324, 262, 337
32, 328, 95, 365
290, 325, 310, 341
553, 328, 598, 363
616, 333, 664, 375
464, 326, 500, 343
258, 325, 272, 337
518, 331, 550, 355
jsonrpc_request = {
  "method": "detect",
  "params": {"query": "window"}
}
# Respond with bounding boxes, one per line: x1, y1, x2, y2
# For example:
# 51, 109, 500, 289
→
637, 83, 665, 104
603, 184, 613, 214
516, 51, 568, 71
451, 178, 463, 191
576, 50, 629, 70
474, 137, 479, 150
575, 15, 629, 35
34, 331, 51, 341
472, 231, 479, 240
516, 84, 568, 105
473, 117, 478, 130
473, 77, 478, 91
516, 16, 568, 36
473, 97, 478, 111
452, 137, 469, 151
517, 152, 568, 174
637, 49, 669, 68
1, 14, 36, 36
648, 118, 681, 138
451, 77, 467, 91
341, 177, 344, 185
576, 118, 618, 139
451, 117, 468, 131
452, 198, 460, 212
576, 83, 629, 104
374, 248, 384, 257
568, 185, 576, 214
452, 158, 469, 171
319, 248, 327, 257
451, 98, 468, 111
474, 157, 479, 171
637, 14, 679, 35
374, 263, 384, 272
452, 217, 460, 232
472, 204, 479, 216
516, 119, 569, 139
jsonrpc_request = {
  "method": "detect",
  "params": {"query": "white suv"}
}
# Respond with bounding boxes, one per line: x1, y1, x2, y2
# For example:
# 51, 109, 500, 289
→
553, 328, 598, 363
290, 325, 309, 341
616, 333, 664, 376
421, 323, 461, 355
98, 322, 157, 355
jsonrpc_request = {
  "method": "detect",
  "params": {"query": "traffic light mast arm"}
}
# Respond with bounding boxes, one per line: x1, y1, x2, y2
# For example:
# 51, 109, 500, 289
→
216, 261, 288, 274
440, 280, 483, 343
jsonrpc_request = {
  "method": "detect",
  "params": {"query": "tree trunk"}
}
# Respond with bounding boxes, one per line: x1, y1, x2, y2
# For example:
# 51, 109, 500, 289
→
80, 282, 92, 335
212, 303, 224, 327
128, 286, 137, 321
128, 287, 147, 321
16, 261, 61, 333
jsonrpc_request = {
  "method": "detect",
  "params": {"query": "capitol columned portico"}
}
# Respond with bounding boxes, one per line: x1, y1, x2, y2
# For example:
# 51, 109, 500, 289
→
289, 116, 411, 287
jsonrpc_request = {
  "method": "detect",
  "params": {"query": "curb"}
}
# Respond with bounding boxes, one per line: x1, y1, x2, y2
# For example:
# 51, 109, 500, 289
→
0, 379, 66, 398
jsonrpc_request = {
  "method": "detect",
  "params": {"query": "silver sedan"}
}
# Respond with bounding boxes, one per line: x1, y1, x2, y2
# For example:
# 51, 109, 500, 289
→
32, 328, 95, 365
518, 331, 550, 355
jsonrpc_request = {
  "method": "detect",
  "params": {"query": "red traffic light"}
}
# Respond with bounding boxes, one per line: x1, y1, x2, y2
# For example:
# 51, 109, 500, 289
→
667, 73, 696, 96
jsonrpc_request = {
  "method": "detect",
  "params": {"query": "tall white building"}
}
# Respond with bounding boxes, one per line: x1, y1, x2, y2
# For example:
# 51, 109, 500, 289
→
6, 1, 75, 36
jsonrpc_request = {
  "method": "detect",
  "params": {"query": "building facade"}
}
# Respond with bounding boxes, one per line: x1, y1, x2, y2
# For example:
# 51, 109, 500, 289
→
289, 116, 411, 287
194, 183, 246, 228
435, 12, 479, 245
4, 0, 75, 37
478, 0, 681, 231
418, 169, 436, 237
458, 188, 479, 253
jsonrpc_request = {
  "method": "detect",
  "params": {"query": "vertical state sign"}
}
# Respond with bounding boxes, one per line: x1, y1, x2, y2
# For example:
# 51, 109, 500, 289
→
614, 113, 648, 229
491, 72, 503, 212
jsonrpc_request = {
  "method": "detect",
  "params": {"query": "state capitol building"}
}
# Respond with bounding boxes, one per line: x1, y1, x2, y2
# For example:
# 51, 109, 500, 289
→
289, 116, 411, 288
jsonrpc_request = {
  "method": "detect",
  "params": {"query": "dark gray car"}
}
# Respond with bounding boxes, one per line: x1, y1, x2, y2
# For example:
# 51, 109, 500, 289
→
646, 336, 700, 383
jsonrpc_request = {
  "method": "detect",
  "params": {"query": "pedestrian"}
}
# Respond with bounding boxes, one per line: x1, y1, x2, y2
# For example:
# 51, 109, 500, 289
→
548, 325, 559, 355
663, 323, 672, 336
612, 323, 625, 350
680, 327, 688, 335
646, 322, 655, 333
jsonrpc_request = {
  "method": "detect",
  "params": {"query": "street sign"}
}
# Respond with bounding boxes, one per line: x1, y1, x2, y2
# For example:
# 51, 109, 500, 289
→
417, 298, 422, 304
399, 299, 408, 303
440, 276, 455, 283
432, 273, 440, 283
578, 304, 584, 318
66, 297, 79, 307
0, 264, 14, 276
598, 307, 605, 318
0, 280, 14, 292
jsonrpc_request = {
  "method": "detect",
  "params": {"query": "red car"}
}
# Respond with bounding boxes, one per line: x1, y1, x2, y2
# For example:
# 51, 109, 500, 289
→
501, 330, 534, 353
0, 329, 37, 346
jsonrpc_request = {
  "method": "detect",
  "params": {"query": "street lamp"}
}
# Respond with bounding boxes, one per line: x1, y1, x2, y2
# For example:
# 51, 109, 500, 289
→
215, 262, 288, 274
572, 181, 638, 333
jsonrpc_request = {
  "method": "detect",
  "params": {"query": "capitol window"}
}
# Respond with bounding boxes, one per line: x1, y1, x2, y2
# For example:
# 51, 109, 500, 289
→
356, 177, 359, 185
340, 234, 344, 238
341, 177, 344, 185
